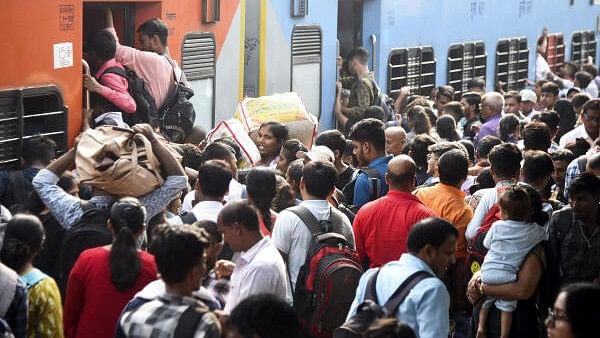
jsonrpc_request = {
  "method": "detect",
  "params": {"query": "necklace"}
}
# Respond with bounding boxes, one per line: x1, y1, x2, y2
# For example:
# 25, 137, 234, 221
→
578, 223, 598, 249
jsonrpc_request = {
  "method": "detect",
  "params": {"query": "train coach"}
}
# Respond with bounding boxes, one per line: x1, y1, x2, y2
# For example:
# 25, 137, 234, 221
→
1, 0, 599, 168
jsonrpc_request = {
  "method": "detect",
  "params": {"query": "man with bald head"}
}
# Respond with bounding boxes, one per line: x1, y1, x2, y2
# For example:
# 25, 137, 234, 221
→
352, 155, 435, 268
385, 126, 407, 156
474, 92, 504, 145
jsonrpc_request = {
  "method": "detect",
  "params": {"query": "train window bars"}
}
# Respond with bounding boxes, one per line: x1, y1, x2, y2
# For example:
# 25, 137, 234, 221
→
0, 87, 67, 169
495, 37, 529, 91
571, 31, 596, 65
447, 41, 487, 97
291, 24, 322, 118
181, 33, 216, 128
387, 46, 436, 97
202, 0, 220, 23
546, 33, 565, 73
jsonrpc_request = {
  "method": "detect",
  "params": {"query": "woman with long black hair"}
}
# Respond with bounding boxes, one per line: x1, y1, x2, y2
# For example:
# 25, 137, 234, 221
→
1, 214, 64, 338
64, 197, 157, 338
246, 167, 278, 236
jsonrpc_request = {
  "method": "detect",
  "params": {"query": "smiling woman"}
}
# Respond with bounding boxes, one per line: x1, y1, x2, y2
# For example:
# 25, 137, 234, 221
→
254, 121, 289, 168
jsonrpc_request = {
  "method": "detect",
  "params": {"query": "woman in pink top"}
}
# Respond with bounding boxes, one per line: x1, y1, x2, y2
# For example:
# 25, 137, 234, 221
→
63, 198, 157, 338
84, 30, 137, 115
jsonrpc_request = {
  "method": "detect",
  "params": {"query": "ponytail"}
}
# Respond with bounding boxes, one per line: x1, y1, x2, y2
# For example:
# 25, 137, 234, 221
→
0, 214, 44, 273
246, 168, 277, 231
0, 239, 32, 272
257, 202, 273, 232
109, 225, 141, 291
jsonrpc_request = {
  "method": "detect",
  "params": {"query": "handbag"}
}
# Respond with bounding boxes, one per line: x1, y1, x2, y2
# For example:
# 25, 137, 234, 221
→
76, 126, 164, 197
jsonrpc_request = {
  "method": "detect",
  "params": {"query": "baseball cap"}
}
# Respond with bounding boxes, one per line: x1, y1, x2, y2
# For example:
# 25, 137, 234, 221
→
519, 89, 537, 103
296, 145, 335, 163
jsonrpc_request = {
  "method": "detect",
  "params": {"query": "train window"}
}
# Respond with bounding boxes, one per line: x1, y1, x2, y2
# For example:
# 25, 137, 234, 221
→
546, 33, 565, 73
202, 0, 220, 23
0, 87, 67, 169
495, 37, 529, 91
291, 25, 322, 117
571, 31, 596, 65
447, 41, 486, 97
387, 46, 436, 96
181, 33, 216, 128
291, 0, 308, 17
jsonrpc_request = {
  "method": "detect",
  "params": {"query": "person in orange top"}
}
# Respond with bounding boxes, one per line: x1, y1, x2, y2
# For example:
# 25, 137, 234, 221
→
413, 148, 473, 338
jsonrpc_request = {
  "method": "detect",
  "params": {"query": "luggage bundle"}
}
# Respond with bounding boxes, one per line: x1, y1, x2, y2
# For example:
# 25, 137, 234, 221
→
75, 126, 166, 197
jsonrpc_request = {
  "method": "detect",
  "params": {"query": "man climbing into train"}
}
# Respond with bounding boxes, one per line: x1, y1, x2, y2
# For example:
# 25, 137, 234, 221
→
336, 47, 378, 132
102, 9, 192, 138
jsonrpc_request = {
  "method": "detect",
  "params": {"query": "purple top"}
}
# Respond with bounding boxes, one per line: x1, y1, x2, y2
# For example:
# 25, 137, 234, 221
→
474, 113, 501, 145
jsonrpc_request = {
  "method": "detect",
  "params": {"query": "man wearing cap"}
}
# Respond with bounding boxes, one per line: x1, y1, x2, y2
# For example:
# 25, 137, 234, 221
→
272, 160, 354, 304
295, 145, 335, 164
520, 89, 539, 120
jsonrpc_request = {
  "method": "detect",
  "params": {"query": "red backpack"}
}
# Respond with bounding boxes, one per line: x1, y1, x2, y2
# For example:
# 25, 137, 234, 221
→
464, 203, 501, 283
288, 206, 364, 338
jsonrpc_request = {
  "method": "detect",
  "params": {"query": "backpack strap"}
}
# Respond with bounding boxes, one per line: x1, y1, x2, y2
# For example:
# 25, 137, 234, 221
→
21, 269, 47, 290
381, 270, 433, 315
360, 168, 382, 201
287, 205, 325, 236
8, 170, 26, 206
173, 305, 206, 338
101, 66, 127, 79
364, 268, 381, 302
180, 212, 197, 225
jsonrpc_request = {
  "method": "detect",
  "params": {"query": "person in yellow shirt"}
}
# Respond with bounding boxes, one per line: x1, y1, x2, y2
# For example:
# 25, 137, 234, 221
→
0, 214, 63, 338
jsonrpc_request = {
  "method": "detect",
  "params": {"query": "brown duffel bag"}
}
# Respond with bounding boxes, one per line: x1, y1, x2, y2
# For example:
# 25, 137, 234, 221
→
76, 126, 163, 197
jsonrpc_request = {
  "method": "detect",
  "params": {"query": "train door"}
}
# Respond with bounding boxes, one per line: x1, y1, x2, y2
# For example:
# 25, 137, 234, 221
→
337, 0, 363, 59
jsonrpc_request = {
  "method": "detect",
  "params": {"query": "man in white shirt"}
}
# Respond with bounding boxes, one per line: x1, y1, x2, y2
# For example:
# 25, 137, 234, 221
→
219, 200, 288, 313
559, 99, 600, 147
188, 160, 232, 223
182, 142, 246, 212
272, 160, 354, 303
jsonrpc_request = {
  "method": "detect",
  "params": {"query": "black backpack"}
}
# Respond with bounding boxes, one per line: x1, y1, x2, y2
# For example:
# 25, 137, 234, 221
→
340, 168, 383, 221
334, 269, 432, 338
102, 67, 158, 127
288, 206, 363, 338
371, 81, 396, 122
57, 201, 112, 295
6, 170, 31, 214
158, 58, 195, 143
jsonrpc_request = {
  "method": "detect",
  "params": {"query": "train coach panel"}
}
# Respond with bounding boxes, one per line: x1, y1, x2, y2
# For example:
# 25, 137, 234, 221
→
364, 0, 600, 94
1, 0, 81, 163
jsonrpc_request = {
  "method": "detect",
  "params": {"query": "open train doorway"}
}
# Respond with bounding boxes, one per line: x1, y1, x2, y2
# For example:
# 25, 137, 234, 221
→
337, 0, 363, 59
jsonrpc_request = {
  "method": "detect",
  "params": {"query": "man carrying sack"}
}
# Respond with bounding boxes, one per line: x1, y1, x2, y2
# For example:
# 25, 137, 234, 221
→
32, 124, 187, 231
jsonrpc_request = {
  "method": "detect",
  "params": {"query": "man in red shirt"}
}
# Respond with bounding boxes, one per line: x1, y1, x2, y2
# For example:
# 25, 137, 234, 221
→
353, 155, 435, 268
